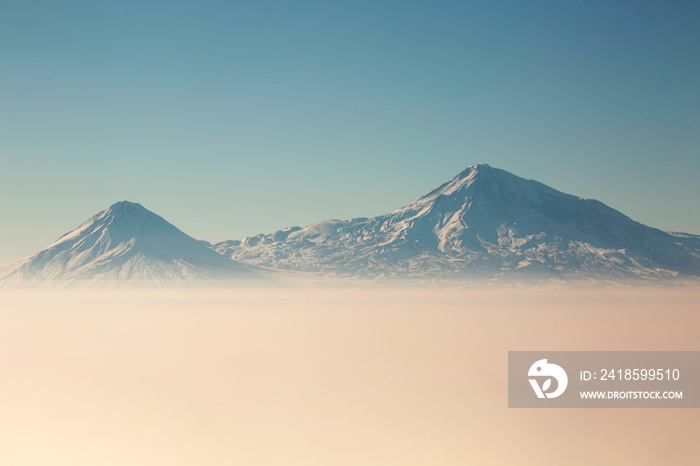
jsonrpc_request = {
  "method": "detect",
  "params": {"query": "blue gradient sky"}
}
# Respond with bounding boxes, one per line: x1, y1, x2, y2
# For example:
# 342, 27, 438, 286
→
1, 1, 698, 262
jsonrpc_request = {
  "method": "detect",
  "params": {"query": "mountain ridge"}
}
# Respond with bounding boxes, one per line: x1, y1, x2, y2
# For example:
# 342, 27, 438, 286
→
2, 165, 698, 284
212, 164, 700, 280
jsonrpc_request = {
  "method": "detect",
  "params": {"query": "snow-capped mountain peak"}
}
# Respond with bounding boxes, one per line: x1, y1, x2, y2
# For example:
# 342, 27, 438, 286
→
0, 201, 260, 283
213, 164, 700, 280
3, 165, 698, 284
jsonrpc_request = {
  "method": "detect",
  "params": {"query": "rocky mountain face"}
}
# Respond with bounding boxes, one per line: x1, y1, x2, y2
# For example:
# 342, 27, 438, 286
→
212, 164, 700, 280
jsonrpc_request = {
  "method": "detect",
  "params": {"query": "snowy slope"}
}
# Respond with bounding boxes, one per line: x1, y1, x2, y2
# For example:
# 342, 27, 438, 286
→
0, 201, 261, 284
213, 164, 700, 280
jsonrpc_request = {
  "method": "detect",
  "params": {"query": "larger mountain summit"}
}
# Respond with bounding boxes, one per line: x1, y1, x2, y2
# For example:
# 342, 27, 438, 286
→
213, 164, 700, 280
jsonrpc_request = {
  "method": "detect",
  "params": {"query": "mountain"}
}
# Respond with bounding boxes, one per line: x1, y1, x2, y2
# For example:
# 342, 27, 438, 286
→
212, 164, 700, 281
0, 201, 261, 284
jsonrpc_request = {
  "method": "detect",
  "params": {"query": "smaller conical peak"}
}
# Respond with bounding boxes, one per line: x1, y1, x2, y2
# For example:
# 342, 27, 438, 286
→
463, 162, 493, 175
83, 200, 190, 243
104, 201, 154, 218
452, 163, 499, 182
98, 201, 168, 229
108, 200, 145, 211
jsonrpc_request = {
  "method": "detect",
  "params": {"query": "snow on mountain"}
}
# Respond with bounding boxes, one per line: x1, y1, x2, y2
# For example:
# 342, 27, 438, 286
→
0, 201, 261, 284
212, 164, 700, 280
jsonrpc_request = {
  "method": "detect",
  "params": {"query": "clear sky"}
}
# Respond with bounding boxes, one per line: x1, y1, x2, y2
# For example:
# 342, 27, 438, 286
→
1, 0, 698, 263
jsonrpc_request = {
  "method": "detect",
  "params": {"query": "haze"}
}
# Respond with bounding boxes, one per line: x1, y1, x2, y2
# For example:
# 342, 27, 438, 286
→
0, 285, 698, 465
